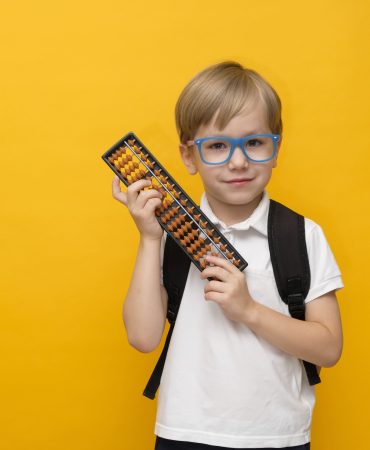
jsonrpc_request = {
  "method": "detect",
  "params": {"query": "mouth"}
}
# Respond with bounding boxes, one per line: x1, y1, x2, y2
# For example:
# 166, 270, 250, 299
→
225, 178, 254, 185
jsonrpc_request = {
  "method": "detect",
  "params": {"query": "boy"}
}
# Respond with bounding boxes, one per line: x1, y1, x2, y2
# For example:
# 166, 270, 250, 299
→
112, 61, 343, 449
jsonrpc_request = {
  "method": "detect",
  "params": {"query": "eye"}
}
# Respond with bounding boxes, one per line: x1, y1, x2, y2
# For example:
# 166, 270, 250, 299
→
246, 139, 261, 148
204, 140, 228, 151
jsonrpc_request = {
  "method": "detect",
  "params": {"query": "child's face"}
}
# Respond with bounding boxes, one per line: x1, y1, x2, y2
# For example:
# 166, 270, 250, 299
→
180, 100, 281, 222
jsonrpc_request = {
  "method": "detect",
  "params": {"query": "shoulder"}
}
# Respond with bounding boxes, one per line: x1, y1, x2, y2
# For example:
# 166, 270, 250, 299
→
304, 216, 323, 237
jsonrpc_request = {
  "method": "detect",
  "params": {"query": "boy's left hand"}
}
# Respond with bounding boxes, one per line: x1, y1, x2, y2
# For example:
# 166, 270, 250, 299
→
200, 255, 255, 323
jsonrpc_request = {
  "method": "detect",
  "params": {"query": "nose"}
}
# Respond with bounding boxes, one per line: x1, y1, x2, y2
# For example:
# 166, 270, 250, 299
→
227, 145, 249, 169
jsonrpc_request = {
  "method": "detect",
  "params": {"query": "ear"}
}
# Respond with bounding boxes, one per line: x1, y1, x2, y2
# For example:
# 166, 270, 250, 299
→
272, 135, 282, 169
179, 143, 198, 175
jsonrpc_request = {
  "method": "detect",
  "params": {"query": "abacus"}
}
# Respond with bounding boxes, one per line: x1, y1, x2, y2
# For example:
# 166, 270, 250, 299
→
102, 132, 248, 273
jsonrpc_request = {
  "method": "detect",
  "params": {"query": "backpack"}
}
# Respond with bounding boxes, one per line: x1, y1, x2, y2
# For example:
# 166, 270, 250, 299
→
143, 200, 321, 399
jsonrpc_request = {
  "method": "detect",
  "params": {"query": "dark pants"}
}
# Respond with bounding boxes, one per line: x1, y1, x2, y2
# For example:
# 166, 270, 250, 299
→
155, 436, 310, 450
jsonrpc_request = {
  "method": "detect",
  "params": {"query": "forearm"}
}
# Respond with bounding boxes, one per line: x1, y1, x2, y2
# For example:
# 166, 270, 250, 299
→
123, 237, 166, 352
244, 301, 342, 368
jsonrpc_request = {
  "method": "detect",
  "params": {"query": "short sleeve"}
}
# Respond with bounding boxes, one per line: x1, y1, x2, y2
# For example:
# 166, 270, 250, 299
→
304, 219, 344, 303
160, 232, 167, 286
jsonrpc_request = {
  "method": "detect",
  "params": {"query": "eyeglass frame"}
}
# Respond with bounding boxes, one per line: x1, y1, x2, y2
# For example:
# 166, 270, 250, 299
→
187, 133, 281, 165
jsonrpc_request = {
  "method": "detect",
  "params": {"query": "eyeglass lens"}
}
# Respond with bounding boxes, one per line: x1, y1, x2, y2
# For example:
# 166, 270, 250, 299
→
200, 136, 275, 163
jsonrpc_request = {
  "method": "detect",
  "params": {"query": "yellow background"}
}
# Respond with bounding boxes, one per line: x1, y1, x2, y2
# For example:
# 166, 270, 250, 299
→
1, 0, 369, 449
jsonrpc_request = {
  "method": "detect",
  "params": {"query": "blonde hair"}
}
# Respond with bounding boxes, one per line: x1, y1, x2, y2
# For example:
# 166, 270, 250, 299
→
175, 61, 282, 144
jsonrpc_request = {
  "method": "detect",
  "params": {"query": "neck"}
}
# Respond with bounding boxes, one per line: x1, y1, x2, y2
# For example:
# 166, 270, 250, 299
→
205, 192, 263, 227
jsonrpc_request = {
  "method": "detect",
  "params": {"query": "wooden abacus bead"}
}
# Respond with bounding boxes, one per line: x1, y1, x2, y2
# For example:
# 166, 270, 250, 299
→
167, 183, 175, 190
191, 242, 198, 252
127, 139, 136, 146
193, 214, 201, 221
193, 254, 201, 261
141, 153, 149, 161
199, 247, 208, 257
186, 206, 195, 214
186, 246, 194, 255
180, 198, 188, 206
200, 259, 207, 269
167, 222, 175, 231
160, 175, 168, 184
160, 216, 167, 223
214, 236, 221, 244
206, 229, 215, 237
178, 214, 186, 222
226, 251, 234, 259
219, 244, 227, 252
139, 169, 147, 178
173, 231, 181, 239
108, 156, 115, 163
154, 169, 162, 176
173, 190, 181, 199
233, 259, 241, 267
200, 220, 208, 228
204, 244, 211, 252
160, 188, 167, 197
169, 206, 179, 218
183, 235, 191, 245
147, 160, 155, 169
211, 252, 218, 257
180, 224, 188, 234
173, 217, 181, 226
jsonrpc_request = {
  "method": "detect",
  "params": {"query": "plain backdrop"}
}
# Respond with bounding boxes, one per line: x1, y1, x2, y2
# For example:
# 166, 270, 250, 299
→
1, 1, 369, 449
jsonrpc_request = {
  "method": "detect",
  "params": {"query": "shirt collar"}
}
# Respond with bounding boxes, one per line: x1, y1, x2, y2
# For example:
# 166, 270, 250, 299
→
199, 191, 270, 236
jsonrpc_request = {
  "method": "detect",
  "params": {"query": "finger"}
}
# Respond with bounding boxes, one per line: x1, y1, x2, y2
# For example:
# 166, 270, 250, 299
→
204, 290, 223, 303
201, 265, 229, 282
126, 179, 152, 207
142, 196, 164, 215
135, 188, 163, 210
204, 279, 225, 294
204, 255, 236, 273
112, 176, 128, 205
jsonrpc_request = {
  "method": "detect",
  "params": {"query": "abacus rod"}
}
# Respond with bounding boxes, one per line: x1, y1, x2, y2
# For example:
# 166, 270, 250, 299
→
123, 140, 231, 262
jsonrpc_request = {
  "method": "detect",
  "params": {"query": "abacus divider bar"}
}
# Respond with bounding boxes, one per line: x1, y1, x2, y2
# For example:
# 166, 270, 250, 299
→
123, 140, 232, 262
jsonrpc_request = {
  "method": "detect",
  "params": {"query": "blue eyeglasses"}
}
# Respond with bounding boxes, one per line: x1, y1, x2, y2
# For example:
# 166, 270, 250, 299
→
187, 134, 280, 165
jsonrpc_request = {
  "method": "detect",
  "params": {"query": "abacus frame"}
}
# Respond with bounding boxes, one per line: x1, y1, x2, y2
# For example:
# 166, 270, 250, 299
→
102, 132, 248, 274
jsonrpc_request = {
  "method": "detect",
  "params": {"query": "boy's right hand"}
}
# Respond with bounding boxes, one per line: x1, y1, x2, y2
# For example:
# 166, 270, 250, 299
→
112, 175, 164, 241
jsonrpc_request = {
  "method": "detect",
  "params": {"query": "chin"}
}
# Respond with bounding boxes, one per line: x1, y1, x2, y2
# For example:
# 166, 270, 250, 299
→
219, 192, 262, 206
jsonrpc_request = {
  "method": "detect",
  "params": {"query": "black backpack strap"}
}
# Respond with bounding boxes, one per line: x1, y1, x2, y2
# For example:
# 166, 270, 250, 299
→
268, 200, 321, 386
143, 234, 191, 399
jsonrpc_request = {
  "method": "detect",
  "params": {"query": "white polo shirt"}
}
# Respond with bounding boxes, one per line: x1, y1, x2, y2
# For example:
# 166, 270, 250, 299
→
155, 191, 343, 448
